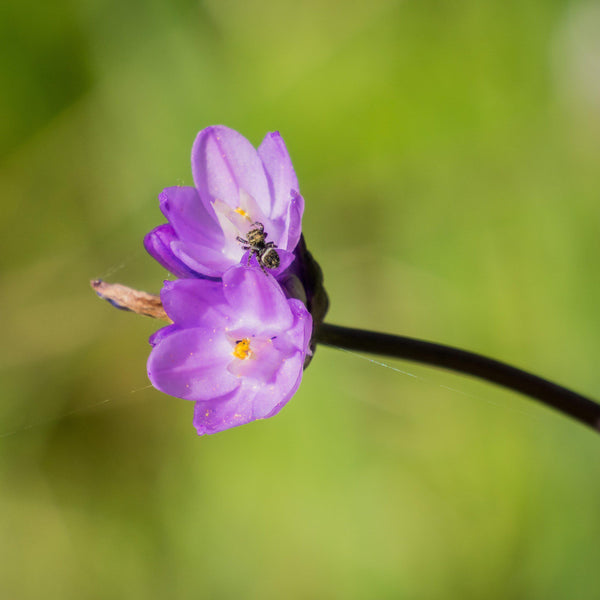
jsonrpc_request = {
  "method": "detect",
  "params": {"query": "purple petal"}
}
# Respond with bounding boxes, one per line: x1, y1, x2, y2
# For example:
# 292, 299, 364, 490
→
148, 327, 240, 401
223, 266, 293, 336
191, 126, 272, 216
144, 224, 199, 279
291, 298, 314, 353
171, 240, 239, 278
272, 299, 312, 357
149, 323, 179, 347
193, 390, 257, 435
160, 279, 230, 328
192, 364, 301, 435
259, 299, 312, 415
159, 186, 223, 248
261, 190, 303, 253
254, 351, 305, 418
284, 190, 304, 251
257, 131, 300, 219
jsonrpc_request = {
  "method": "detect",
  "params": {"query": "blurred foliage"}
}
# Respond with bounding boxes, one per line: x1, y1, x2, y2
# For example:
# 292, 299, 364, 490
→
1, 0, 600, 598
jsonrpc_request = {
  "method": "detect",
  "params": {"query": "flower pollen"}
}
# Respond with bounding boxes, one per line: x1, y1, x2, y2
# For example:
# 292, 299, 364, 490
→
233, 338, 252, 360
235, 207, 250, 219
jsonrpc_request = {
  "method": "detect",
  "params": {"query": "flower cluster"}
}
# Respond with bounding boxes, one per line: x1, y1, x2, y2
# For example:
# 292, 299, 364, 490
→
145, 126, 326, 435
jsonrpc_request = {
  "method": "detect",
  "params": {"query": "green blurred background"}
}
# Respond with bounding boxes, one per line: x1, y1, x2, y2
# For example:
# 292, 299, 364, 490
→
2, 0, 600, 597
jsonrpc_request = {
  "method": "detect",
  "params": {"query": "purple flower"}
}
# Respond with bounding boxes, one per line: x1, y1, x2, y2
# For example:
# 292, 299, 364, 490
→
143, 125, 328, 434
147, 266, 312, 435
145, 125, 304, 278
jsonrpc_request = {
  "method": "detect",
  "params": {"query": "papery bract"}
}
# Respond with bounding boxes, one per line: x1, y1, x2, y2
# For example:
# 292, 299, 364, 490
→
147, 266, 312, 434
145, 126, 304, 279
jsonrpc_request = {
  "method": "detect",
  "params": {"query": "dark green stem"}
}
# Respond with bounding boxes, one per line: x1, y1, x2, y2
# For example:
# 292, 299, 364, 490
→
315, 323, 600, 433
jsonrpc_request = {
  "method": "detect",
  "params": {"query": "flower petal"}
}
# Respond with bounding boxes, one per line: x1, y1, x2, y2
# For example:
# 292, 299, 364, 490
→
255, 190, 303, 253
159, 186, 223, 248
144, 224, 199, 279
160, 279, 230, 328
223, 266, 293, 336
149, 323, 179, 347
257, 131, 300, 219
192, 363, 301, 434
171, 240, 238, 278
283, 190, 304, 251
272, 298, 312, 357
148, 327, 240, 401
259, 353, 304, 418
193, 390, 256, 435
191, 126, 271, 216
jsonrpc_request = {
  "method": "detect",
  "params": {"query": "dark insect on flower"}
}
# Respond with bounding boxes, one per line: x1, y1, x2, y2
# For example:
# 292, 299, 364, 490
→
236, 221, 281, 273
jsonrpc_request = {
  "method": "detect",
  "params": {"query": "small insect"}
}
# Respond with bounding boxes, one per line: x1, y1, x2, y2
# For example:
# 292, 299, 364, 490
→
236, 221, 280, 273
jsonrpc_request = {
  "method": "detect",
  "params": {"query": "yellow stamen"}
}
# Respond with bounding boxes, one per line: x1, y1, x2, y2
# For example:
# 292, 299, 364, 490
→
232, 338, 252, 360
235, 207, 251, 220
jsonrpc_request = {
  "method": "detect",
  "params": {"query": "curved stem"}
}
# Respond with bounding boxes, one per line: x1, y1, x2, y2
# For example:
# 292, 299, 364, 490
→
315, 323, 600, 433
